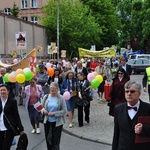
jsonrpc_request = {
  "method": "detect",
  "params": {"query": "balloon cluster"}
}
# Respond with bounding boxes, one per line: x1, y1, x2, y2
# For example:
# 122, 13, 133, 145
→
3, 68, 34, 84
87, 72, 103, 88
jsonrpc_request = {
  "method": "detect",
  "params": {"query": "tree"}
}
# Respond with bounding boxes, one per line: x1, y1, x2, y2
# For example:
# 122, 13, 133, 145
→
42, 0, 102, 57
81, 0, 120, 49
11, 2, 19, 17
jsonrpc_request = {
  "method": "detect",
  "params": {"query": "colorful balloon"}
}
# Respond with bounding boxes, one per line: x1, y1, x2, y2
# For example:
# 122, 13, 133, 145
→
93, 71, 98, 77
87, 73, 95, 82
63, 91, 71, 100
47, 68, 54, 77
36, 65, 40, 72
23, 68, 31, 73
8, 74, 16, 83
24, 71, 33, 81
3, 73, 9, 82
95, 75, 103, 83
13, 59, 18, 64
16, 74, 25, 83
91, 79, 100, 88
16, 69, 24, 75
46, 63, 51, 68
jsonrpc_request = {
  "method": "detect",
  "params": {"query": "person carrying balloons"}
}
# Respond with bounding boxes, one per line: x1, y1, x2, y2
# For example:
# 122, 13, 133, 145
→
95, 61, 107, 101
76, 72, 91, 127
61, 71, 78, 128
21, 77, 44, 134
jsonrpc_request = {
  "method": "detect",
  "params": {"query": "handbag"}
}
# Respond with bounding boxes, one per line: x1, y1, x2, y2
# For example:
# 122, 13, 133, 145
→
38, 112, 45, 123
38, 94, 48, 124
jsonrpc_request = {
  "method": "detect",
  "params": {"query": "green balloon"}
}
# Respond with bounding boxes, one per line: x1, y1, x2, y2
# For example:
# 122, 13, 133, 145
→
111, 69, 115, 73
24, 71, 33, 81
3, 73, 9, 82
91, 79, 100, 88
36, 65, 40, 72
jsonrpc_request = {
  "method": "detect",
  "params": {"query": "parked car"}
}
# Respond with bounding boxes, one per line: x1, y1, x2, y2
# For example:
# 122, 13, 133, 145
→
127, 58, 150, 74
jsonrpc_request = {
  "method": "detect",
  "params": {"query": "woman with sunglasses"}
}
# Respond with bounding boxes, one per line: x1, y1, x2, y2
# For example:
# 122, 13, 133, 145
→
108, 68, 130, 116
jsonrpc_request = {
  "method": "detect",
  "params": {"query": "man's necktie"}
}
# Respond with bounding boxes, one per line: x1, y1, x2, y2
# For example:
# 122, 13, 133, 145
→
127, 106, 137, 111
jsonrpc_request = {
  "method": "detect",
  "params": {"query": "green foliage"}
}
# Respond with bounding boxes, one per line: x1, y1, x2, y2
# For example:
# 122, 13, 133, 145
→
10, 2, 19, 17
42, 0, 102, 57
83, 0, 120, 49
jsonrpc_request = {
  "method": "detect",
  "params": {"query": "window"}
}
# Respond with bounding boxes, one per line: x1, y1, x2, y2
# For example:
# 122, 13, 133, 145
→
21, 0, 28, 9
4, 8, 10, 15
22, 17, 28, 21
30, 0, 38, 8
31, 16, 38, 24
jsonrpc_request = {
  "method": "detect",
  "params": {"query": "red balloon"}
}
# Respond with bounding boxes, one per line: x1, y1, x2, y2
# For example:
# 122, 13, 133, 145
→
47, 68, 54, 77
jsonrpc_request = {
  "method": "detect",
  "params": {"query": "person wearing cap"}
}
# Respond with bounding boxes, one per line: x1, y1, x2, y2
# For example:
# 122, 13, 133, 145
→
36, 64, 49, 94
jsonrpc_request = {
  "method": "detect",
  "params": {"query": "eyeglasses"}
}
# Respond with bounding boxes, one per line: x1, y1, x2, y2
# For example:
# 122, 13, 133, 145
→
118, 72, 124, 75
125, 90, 138, 94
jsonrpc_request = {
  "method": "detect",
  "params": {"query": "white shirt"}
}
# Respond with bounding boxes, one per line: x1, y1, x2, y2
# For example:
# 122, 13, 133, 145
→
127, 100, 140, 120
0, 98, 8, 131
122, 65, 126, 72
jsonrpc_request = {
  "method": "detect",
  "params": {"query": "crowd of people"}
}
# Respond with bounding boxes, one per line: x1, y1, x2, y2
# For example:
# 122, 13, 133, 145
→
1, 55, 150, 149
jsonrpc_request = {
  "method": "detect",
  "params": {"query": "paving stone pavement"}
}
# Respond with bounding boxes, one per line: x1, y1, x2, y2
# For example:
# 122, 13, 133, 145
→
63, 75, 149, 145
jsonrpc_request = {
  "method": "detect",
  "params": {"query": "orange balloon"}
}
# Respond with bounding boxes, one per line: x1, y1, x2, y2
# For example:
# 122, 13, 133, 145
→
8, 74, 16, 82
16, 69, 24, 75
47, 68, 54, 77
93, 71, 98, 77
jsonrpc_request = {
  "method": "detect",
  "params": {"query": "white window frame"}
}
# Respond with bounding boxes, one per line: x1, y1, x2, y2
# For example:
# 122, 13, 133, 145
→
4, 8, 11, 15
30, 0, 38, 8
21, 0, 28, 9
31, 16, 38, 24
22, 16, 28, 21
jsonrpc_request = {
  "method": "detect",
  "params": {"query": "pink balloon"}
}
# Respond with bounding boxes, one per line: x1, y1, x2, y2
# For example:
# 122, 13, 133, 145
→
46, 62, 51, 68
63, 91, 71, 100
87, 73, 95, 82
13, 59, 18, 64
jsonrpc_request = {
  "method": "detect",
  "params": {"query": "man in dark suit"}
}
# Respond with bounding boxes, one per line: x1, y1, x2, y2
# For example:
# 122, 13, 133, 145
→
112, 80, 150, 150
119, 58, 132, 76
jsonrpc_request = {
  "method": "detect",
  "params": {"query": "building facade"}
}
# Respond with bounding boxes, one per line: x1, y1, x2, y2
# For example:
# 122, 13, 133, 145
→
0, 0, 47, 24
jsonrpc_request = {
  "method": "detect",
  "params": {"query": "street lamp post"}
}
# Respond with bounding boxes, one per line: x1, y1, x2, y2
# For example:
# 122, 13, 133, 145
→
57, 0, 60, 60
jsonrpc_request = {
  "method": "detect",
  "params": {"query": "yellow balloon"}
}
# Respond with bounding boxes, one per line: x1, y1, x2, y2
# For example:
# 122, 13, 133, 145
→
95, 75, 103, 83
16, 73, 25, 83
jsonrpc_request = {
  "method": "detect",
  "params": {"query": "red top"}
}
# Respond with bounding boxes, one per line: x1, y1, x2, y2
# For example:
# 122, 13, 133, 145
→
90, 62, 98, 71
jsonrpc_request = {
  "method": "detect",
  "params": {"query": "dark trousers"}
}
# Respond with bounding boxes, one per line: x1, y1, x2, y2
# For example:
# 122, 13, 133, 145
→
44, 121, 63, 150
148, 85, 150, 101
0, 130, 14, 150
77, 103, 90, 126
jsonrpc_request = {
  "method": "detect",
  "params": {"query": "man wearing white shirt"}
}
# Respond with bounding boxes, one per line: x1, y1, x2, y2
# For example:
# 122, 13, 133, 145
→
112, 80, 150, 150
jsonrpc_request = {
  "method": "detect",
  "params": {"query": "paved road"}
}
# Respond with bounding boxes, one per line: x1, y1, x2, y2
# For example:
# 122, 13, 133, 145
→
11, 74, 148, 150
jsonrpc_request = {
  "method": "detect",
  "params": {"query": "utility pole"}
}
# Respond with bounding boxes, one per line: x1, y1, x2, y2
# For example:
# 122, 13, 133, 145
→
57, 0, 60, 60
